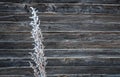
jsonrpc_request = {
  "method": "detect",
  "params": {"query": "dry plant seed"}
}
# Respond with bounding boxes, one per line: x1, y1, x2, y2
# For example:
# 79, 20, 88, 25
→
29, 7, 47, 77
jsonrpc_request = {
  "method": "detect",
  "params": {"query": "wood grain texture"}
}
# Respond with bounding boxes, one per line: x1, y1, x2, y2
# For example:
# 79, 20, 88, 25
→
0, 49, 120, 67
0, 49, 120, 57
1, 57, 120, 67
46, 66, 120, 74
0, 23, 120, 32
0, 74, 120, 77
47, 74, 120, 77
0, 41, 119, 49
0, 0, 120, 76
0, 75, 32, 77
0, 0, 120, 4
0, 14, 120, 24
0, 66, 120, 74
0, 3, 120, 14
0, 67, 33, 75
0, 32, 120, 42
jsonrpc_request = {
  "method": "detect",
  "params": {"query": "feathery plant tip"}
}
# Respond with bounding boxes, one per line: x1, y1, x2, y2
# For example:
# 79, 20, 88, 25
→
29, 7, 47, 77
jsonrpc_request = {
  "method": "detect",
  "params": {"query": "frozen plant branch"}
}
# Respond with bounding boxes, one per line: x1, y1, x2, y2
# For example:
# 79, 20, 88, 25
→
29, 7, 47, 77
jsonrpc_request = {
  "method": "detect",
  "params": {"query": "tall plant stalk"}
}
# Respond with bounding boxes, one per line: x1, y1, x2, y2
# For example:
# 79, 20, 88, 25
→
29, 7, 47, 77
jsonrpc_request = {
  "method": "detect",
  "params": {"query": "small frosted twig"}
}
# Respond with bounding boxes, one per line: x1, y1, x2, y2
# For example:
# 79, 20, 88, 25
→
29, 7, 47, 77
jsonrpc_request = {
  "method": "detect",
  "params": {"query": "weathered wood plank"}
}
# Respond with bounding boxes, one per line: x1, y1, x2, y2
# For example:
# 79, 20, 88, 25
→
46, 66, 120, 74
0, 3, 120, 14
1, 74, 120, 77
0, 67, 33, 75
0, 75, 31, 77
32, 3, 120, 14
43, 32, 120, 42
0, 59, 29, 67
0, 14, 120, 24
0, 49, 31, 57
0, 42, 33, 49
1, 57, 120, 67
0, 41, 120, 49
0, 54, 120, 67
0, 32, 31, 42
0, 74, 120, 77
0, 23, 120, 32
47, 74, 120, 77
45, 41, 120, 49
1, 66, 120, 74
0, 0, 120, 4
0, 32, 120, 42
0, 23, 31, 32
47, 58, 120, 66
45, 49, 120, 57
0, 49, 120, 58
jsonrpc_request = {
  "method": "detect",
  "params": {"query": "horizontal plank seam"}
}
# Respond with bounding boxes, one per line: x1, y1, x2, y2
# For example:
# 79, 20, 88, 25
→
0, 56, 120, 60
0, 2, 120, 6
1, 31, 120, 33
0, 48, 120, 50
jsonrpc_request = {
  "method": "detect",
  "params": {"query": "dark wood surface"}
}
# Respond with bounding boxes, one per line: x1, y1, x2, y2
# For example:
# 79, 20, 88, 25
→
0, 0, 120, 4
0, 0, 120, 77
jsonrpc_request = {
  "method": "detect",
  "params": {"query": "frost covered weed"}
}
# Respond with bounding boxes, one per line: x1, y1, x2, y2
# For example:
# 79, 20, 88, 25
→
29, 7, 47, 77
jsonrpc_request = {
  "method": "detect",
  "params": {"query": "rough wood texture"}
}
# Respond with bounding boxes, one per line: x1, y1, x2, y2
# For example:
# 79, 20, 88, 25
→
0, 32, 120, 41
0, 3, 120, 14
0, 23, 120, 32
0, 0, 120, 77
0, 14, 120, 24
0, 41, 120, 49
0, 0, 120, 4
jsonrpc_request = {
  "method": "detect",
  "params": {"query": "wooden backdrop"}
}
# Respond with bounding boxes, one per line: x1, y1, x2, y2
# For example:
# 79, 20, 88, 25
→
0, 0, 120, 77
